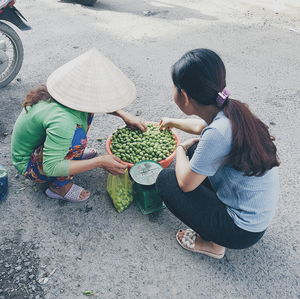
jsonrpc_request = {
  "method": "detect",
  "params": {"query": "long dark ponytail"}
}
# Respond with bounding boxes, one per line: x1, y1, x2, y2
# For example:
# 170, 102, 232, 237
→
172, 48, 280, 176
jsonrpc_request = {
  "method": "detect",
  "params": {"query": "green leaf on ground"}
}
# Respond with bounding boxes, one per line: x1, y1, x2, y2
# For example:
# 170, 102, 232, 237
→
82, 290, 95, 296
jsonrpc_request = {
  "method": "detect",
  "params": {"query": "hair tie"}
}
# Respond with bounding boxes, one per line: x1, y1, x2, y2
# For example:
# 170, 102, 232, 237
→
216, 88, 231, 107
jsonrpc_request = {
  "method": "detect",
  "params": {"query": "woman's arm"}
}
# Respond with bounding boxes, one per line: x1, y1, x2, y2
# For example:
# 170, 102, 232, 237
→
43, 118, 127, 177
177, 128, 232, 192
159, 117, 207, 135
175, 138, 207, 192
68, 155, 127, 176
44, 153, 127, 177
109, 110, 147, 131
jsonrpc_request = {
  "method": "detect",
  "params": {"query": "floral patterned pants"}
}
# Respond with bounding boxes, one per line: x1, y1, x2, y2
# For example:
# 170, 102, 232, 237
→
24, 114, 93, 188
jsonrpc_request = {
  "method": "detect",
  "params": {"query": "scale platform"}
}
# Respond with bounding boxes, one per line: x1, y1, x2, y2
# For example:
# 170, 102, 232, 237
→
130, 161, 165, 215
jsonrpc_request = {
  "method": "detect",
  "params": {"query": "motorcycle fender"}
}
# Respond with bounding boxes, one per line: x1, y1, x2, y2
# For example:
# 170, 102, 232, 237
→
0, 7, 31, 31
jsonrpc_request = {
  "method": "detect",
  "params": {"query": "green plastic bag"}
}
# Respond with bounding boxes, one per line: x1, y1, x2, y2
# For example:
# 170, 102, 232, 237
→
106, 170, 134, 213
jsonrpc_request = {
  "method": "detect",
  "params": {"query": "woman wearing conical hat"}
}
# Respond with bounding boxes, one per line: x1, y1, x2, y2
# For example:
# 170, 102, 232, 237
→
11, 48, 146, 203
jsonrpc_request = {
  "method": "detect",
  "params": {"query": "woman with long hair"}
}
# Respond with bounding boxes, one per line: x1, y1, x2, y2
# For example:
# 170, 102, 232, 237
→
156, 49, 280, 259
11, 48, 146, 203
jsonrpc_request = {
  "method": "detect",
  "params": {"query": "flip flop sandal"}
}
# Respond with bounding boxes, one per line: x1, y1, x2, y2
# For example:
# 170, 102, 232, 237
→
176, 229, 225, 259
45, 184, 90, 203
81, 148, 98, 160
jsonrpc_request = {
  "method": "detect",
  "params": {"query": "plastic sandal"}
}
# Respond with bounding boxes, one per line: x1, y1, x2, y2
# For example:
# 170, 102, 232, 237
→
176, 229, 225, 259
81, 148, 98, 160
45, 184, 90, 203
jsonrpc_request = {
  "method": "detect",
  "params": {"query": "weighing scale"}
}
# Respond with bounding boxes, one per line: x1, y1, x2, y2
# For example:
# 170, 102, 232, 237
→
129, 161, 165, 215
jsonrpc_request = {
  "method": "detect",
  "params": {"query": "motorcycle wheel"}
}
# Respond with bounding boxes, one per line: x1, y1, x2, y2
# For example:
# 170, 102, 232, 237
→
0, 21, 24, 88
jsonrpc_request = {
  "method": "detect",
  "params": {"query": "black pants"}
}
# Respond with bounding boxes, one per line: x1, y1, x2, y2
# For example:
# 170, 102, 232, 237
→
156, 145, 265, 249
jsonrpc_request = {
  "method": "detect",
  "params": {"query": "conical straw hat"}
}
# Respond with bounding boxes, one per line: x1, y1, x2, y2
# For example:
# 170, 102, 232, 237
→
46, 48, 136, 113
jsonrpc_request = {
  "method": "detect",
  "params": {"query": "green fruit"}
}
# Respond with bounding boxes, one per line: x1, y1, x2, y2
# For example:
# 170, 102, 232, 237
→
111, 124, 176, 164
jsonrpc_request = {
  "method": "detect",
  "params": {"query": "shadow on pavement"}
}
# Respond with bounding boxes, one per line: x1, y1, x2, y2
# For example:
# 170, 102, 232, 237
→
59, 0, 218, 21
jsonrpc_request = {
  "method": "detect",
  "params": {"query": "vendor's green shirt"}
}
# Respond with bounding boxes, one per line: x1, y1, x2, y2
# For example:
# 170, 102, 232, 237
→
11, 100, 89, 177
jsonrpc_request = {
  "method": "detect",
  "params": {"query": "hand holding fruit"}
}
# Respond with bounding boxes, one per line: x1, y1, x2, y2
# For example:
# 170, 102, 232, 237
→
110, 110, 147, 132
159, 117, 173, 130
122, 114, 147, 132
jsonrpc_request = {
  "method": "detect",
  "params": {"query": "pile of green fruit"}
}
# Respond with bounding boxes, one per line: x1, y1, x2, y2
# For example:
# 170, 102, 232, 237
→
110, 124, 177, 164
113, 186, 133, 213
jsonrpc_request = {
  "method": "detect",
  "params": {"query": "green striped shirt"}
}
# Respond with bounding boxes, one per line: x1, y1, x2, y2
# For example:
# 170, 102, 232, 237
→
11, 100, 88, 177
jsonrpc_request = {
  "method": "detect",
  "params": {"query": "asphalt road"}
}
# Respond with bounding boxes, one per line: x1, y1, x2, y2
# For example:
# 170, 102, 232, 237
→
0, 0, 299, 298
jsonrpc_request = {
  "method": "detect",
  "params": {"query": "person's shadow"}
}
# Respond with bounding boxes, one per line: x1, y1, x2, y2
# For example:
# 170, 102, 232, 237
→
60, 0, 96, 6
59, 0, 218, 21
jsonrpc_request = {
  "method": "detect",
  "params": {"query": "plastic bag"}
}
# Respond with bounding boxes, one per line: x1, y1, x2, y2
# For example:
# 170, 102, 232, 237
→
106, 170, 134, 213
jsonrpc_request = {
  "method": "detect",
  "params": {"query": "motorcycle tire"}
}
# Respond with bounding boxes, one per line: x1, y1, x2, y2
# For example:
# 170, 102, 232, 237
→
0, 21, 24, 88
78, 0, 97, 6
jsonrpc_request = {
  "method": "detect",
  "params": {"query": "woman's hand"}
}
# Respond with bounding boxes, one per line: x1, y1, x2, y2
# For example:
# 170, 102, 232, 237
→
97, 155, 127, 175
179, 138, 199, 151
110, 110, 147, 132
159, 117, 173, 130
159, 118, 207, 134
123, 114, 147, 132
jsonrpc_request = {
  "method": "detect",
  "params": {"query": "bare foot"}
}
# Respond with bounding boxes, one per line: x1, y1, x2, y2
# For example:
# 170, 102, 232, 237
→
177, 229, 225, 256
50, 182, 90, 200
